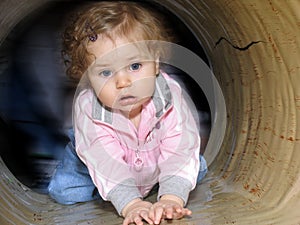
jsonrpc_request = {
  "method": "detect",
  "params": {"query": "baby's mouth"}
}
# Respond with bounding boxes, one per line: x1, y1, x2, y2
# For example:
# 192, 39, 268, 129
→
118, 95, 138, 106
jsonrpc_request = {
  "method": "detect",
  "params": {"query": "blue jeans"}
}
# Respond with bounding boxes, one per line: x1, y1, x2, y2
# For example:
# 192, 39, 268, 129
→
48, 129, 208, 204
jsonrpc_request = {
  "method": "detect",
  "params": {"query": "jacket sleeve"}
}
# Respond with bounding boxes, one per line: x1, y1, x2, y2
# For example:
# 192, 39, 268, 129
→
73, 90, 142, 215
157, 79, 201, 205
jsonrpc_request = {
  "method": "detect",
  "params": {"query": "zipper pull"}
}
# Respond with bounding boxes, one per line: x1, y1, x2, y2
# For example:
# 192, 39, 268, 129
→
134, 150, 144, 172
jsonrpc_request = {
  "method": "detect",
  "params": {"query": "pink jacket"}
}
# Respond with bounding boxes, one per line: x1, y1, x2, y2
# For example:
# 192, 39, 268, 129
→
74, 72, 200, 214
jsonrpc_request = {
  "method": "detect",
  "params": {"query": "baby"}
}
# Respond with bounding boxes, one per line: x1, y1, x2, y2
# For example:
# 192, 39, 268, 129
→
48, 2, 207, 225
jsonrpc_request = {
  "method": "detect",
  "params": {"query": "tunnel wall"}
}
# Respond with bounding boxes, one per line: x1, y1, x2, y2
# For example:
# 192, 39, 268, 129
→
1, 0, 300, 224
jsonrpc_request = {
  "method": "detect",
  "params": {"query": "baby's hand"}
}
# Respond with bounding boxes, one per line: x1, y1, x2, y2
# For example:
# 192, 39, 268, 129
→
122, 198, 154, 225
148, 195, 192, 224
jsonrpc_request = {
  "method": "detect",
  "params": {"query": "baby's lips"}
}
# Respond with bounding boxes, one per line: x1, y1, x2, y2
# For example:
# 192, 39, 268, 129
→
118, 95, 138, 106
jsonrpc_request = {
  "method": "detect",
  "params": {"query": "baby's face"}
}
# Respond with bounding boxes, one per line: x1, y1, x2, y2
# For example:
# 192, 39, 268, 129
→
86, 35, 159, 116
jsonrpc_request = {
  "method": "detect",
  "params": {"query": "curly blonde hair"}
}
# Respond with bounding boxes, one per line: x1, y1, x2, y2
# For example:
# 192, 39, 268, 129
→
62, 1, 174, 81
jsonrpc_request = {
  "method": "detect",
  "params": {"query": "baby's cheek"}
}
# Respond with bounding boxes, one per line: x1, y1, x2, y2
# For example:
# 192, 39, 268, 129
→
134, 77, 156, 97
91, 78, 107, 96
96, 83, 118, 108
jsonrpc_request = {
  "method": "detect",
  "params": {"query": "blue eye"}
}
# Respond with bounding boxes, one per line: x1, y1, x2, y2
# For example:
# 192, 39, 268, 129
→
100, 70, 113, 77
129, 63, 142, 71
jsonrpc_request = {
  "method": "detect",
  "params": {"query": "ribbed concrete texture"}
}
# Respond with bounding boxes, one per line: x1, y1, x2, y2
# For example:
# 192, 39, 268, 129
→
1, 0, 300, 224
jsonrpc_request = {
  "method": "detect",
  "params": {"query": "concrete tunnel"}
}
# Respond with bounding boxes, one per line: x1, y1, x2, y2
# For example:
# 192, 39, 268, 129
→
0, 0, 300, 224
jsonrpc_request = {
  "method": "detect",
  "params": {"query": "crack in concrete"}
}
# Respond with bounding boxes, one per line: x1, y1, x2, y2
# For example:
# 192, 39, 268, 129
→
215, 37, 263, 51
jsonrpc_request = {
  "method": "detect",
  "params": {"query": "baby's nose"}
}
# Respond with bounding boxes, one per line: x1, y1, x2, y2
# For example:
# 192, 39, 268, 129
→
115, 71, 132, 89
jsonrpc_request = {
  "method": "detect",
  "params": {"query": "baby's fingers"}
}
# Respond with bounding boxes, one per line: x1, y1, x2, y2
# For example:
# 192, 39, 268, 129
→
162, 206, 176, 219
123, 211, 149, 225
122, 216, 133, 225
181, 207, 192, 216
149, 205, 164, 225
123, 216, 141, 225
140, 211, 153, 225
165, 206, 192, 220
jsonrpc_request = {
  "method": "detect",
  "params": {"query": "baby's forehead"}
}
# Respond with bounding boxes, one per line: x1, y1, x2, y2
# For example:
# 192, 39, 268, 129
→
93, 42, 156, 65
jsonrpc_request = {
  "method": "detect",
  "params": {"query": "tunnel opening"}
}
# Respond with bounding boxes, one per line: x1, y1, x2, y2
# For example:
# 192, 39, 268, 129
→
1, 0, 300, 224
0, 0, 213, 196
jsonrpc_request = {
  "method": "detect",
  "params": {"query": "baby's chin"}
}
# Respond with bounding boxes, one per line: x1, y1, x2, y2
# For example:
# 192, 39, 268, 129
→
119, 105, 143, 117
